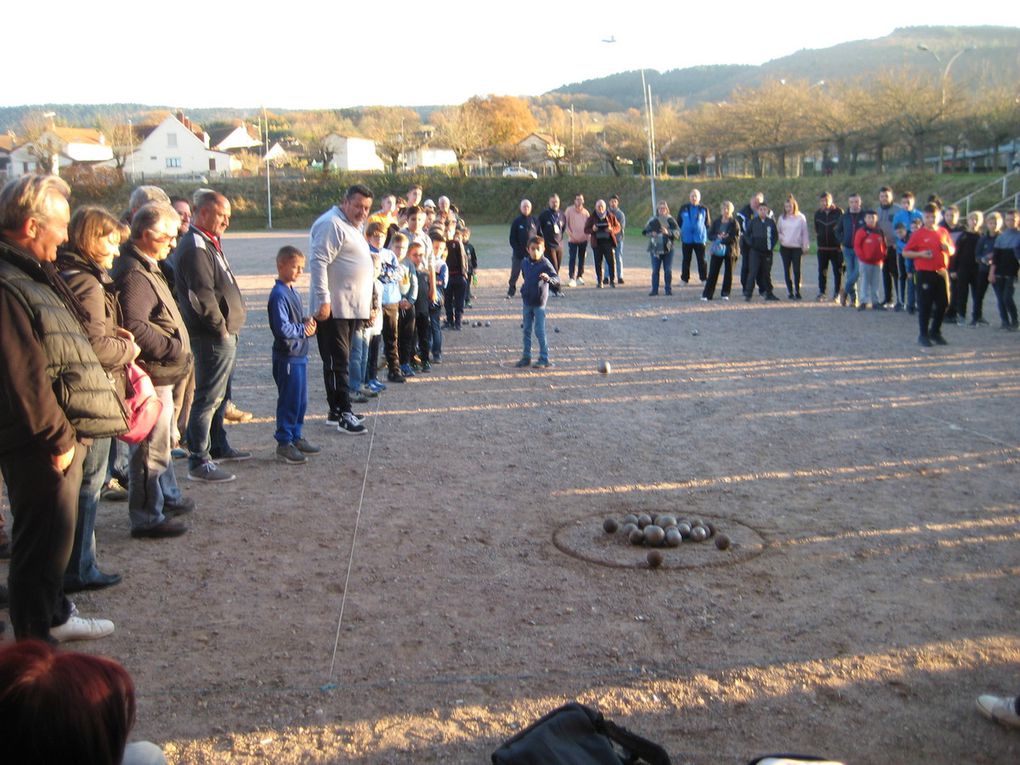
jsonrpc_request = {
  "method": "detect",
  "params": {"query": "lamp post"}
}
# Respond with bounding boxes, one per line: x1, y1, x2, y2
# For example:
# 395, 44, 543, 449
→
917, 44, 975, 173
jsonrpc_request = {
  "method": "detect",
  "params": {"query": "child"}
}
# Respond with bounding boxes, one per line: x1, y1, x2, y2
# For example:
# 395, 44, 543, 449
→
348, 251, 382, 401
267, 246, 320, 464
516, 237, 560, 368
374, 228, 405, 384
443, 226, 468, 330
903, 203, 955, 346
408, 243, 436, 372
462, 226, 478, 307
430, 234, 448, 362
397, 242, 421, 377
853, 210, 887, 310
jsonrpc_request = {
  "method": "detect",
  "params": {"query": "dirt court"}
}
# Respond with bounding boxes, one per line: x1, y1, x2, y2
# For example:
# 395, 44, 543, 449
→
4, 229, 1019, 764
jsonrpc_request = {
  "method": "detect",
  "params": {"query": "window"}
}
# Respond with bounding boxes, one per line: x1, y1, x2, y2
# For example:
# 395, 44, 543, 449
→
166, 157, 182, 168
167, 132, 177, 148
209, 158, 216, 171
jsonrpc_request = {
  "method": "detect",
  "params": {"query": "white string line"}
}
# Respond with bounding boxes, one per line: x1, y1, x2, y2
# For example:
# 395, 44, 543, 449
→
327, 394, 382, 681
913, 409, 1020, 452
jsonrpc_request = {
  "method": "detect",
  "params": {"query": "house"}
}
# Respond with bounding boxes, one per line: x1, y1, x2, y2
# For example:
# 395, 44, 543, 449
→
325, 135, 384, 172
208, 122, 261, 153
0, 132, 15, 179
516, 132, 562, 174
3, 119, 114, 178
121, 112, 231, 180
403, 145, 458, 171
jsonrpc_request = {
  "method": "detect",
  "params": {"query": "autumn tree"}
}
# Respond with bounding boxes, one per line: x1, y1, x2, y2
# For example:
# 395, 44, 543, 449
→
358, 106, 421, 173
19, 112, 62, 174
583, 112, 645, 176
727, 80, 814, 177
808, 81, 872, 175
873, 73, 954, 171
96, 117, 137, 179
431, 101, 489, 176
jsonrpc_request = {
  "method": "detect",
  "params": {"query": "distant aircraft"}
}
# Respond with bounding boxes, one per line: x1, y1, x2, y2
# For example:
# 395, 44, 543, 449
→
602, 35, 616, 43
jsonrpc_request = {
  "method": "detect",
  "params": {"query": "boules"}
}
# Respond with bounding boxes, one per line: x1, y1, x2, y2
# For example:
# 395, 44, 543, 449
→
603, 518, 619, 534
637, 513, 652, 529
643, 524, 665, 546
647, 549, 663, 568
665, 528, 682, 547
629, 528, 645, 545
622, 514, 638, 526
715, 534, 731, 550
690, 525, 708, 542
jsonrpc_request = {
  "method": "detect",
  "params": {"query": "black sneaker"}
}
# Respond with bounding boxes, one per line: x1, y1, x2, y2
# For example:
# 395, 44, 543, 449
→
164, 496, 196, 517
931, 334, 948, 345
131, 518, 188, 539
209, 447, 252, 462
188, 460, 235, 482
387, 372, 406, 383
337, 412, 367, 435
276, 442, 307, 464
918, 335, 933, 347
293, 438, 321, 454
514, 357, 532, 368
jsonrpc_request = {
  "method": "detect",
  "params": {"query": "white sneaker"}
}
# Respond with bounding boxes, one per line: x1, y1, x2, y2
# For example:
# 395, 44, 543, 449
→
51, 615, 115, 642
576, 277, 585, 286
568, 278, 576, 287
977, 694, 1020, 729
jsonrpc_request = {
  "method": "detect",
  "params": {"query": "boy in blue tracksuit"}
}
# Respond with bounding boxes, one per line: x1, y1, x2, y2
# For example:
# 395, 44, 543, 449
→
268, 246, 320, 464
516, 237, 560, 369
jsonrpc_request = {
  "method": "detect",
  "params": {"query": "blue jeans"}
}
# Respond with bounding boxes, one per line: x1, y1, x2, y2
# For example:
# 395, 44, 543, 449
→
522, 304, 549, 363
430, 307, 443, 358
348, 328, 368, 392
129, 385, 178, 530
993, 275, 1018, 326
274, 356, 308, 444
65, 436, 110, 586
106, 438, 129, 483
859, 262, 882, 306
842, 246, 860, 300
615, 237, 625, 279
650, 250, 674, 294
187, 333, 236, 467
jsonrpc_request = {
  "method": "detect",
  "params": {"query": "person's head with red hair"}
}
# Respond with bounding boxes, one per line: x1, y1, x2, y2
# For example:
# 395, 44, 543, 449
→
0, 640, 136, 764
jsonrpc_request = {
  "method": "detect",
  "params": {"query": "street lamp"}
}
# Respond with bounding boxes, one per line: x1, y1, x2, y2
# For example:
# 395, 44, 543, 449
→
917, 44, 975, 173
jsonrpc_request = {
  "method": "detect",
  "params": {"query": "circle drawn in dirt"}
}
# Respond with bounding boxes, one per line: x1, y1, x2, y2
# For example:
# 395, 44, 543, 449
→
553, 514, 766, 569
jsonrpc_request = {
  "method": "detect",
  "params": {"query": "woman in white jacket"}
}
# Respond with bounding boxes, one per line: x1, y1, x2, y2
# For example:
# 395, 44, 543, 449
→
777, 194, 811, 299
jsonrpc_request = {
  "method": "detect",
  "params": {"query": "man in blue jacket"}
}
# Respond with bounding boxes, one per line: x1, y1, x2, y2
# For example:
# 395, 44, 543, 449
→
507, 199, 537, 298
835, 193, 866, 306
678, 188, 711, 284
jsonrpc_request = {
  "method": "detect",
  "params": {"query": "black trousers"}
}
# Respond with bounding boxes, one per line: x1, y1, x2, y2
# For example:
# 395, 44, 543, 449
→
882, 250, 898, 304
545, 244, 563, 274
446, 275, 467, 327
593, 240, 616, 284
508, 253, 525, 294
414, 311, 431, 363
703, 255, 733, 298
779, 246, 803, 297
744, 249, 774, 296
3, 443, 83, 640
917, 270, 949, 339
398, 307, 417, 364
681, 242, 707, 282
315, 317, 357, 417
381, 304, 400, 375
817, 248, 843, 297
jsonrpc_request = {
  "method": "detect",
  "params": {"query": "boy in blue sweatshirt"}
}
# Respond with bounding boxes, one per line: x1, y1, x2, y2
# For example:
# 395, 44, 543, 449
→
516, 237, 560, 369
268, 246, 320, 464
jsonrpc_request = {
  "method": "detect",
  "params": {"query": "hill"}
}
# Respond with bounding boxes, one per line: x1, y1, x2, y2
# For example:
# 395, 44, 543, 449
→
549, 26, 1020, 110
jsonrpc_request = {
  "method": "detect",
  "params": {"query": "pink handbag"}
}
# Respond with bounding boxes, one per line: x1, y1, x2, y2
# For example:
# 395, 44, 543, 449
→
117, 362, 163, 444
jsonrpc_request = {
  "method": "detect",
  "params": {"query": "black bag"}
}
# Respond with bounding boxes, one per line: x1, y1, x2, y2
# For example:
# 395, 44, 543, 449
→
491, 702, 671, 765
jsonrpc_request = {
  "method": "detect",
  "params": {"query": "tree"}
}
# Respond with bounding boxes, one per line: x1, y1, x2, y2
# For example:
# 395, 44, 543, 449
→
19, 112, 63, 175
873, 73, 952, 172
582, 112, 645, 176
963, 85, 1020, 172
290, 111, 357, 171
808, 81, 872, 175
727, 80, 814, 177
358, 107, 421, 173
431, 102, 489, 176
95, 117, 137, 180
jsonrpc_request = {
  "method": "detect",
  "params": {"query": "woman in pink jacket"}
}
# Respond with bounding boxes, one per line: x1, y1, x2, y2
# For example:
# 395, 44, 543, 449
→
777, 194, 810, 299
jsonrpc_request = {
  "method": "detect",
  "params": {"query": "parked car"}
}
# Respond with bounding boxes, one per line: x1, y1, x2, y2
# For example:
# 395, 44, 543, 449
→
502, 165, 538, 179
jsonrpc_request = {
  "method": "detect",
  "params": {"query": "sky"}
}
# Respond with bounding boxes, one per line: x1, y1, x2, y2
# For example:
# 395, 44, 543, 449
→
7, 1, 1017, 111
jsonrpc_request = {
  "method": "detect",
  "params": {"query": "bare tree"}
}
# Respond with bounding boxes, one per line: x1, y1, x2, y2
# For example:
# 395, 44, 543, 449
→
358, 107, 421, 173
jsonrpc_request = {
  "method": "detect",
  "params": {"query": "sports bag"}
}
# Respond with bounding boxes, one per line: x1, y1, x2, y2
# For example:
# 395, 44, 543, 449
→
491, 702, 671, 765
